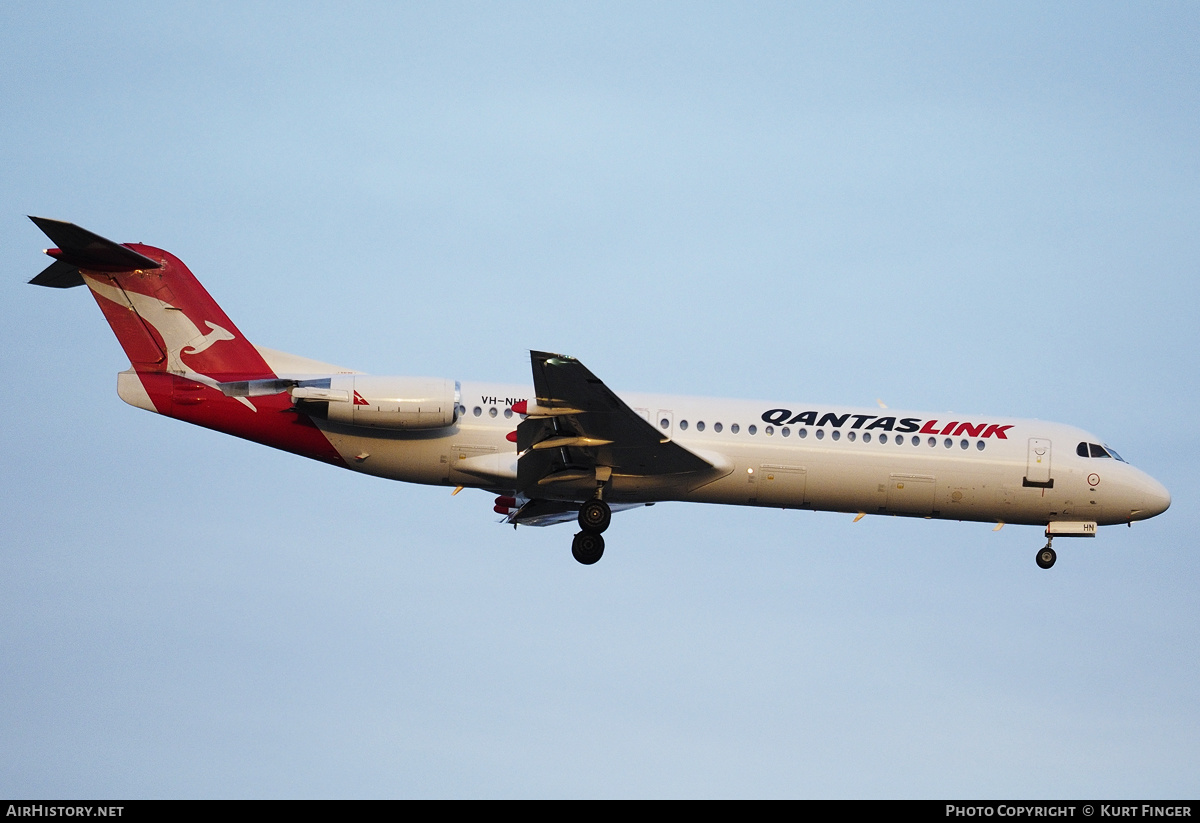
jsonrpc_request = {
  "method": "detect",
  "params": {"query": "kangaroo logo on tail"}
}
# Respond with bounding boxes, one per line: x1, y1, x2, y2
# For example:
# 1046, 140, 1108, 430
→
84, 278, 238, 374
184, 321, 236, 355
84, 277, 257, 410
28, 217, 278, 415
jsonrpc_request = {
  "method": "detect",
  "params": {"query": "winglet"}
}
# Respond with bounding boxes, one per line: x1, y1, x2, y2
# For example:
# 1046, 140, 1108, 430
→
28, 217, 162, 287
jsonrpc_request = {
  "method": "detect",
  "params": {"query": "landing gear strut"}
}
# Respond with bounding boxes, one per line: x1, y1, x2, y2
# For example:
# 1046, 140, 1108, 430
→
1036, 538, 1056, 570
572, 531, 605, 565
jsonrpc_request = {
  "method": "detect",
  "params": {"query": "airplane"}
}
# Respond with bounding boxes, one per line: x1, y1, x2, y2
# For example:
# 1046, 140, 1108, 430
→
27, 216, 1171, 568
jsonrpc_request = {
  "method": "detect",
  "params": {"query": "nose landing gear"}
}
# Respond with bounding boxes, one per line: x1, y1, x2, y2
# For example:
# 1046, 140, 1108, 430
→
1036, 538, 1056, 570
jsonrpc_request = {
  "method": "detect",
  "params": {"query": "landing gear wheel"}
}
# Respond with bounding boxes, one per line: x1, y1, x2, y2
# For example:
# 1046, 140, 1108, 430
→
572, 531, 605, 565
1036, 545, 1057, 569
578, 498, 612, 534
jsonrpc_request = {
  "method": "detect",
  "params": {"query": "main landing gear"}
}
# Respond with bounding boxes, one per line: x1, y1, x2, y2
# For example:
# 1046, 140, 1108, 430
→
572, 497, 612, 565
1036, 538, 1056, 570
578, 498, 612, 534
572, 531, 605, 565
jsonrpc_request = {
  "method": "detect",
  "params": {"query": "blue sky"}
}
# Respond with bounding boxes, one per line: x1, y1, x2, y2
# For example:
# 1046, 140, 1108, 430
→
2, 1, 1197, 798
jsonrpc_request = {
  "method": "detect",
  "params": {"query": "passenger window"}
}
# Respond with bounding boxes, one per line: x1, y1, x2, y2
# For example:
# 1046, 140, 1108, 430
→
714, 422, 723, 433
660, 418, 670, 429
473, 407, 482, 417
489, 407, 498, 418
696, 421, 705, 432
831, 430, 840, 441
781, 427, 790, 437
815, 429, 824, 440
731, 424, 740, 434
679, 420, 689, 431
748, 425, 757, 435
847, 431, 856, 442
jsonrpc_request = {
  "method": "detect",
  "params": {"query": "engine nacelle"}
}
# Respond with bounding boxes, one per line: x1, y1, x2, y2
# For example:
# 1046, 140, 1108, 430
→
294, 376, 460, 430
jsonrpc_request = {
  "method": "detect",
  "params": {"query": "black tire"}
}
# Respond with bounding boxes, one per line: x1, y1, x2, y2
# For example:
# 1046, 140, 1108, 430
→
578, 498, 612, 534
1036, 546, 1056, 569
572, 531, 605, 565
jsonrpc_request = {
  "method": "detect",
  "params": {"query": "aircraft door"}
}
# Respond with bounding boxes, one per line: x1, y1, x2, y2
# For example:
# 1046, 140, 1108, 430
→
1025, 438, 1053, 487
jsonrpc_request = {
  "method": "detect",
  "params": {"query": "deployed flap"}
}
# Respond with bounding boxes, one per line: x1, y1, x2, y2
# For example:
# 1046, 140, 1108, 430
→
28, 216, 162, 275
504, 497, 648, 528
516, 351, 715, 495
506, 498, 582, 527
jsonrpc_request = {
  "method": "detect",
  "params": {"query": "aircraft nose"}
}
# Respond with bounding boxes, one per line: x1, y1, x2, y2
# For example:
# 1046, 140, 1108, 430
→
1133, 474, 1171, 520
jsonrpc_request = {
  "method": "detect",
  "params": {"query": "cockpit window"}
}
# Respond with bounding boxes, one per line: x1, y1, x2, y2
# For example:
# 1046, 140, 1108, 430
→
1079, 441, 1123, 460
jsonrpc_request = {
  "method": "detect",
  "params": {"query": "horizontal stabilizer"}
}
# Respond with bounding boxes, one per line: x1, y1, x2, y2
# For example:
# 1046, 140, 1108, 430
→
30, 259, 85, 288
28, 216, 162, 282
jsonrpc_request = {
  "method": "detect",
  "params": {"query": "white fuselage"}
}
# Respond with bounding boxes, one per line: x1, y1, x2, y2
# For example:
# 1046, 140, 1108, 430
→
29, 217, 1169, 563
309, 380, 1171, 529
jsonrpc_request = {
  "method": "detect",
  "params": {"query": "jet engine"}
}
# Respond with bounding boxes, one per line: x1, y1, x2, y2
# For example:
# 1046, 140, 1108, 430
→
292, 375, 460, 430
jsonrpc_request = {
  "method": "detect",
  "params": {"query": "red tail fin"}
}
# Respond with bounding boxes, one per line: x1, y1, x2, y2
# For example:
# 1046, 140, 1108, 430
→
30, 218, 345, 467
30, 217, 275, 381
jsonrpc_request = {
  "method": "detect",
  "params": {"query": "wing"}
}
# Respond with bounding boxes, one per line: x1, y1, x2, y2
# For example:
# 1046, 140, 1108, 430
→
515, 351, 725, 499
